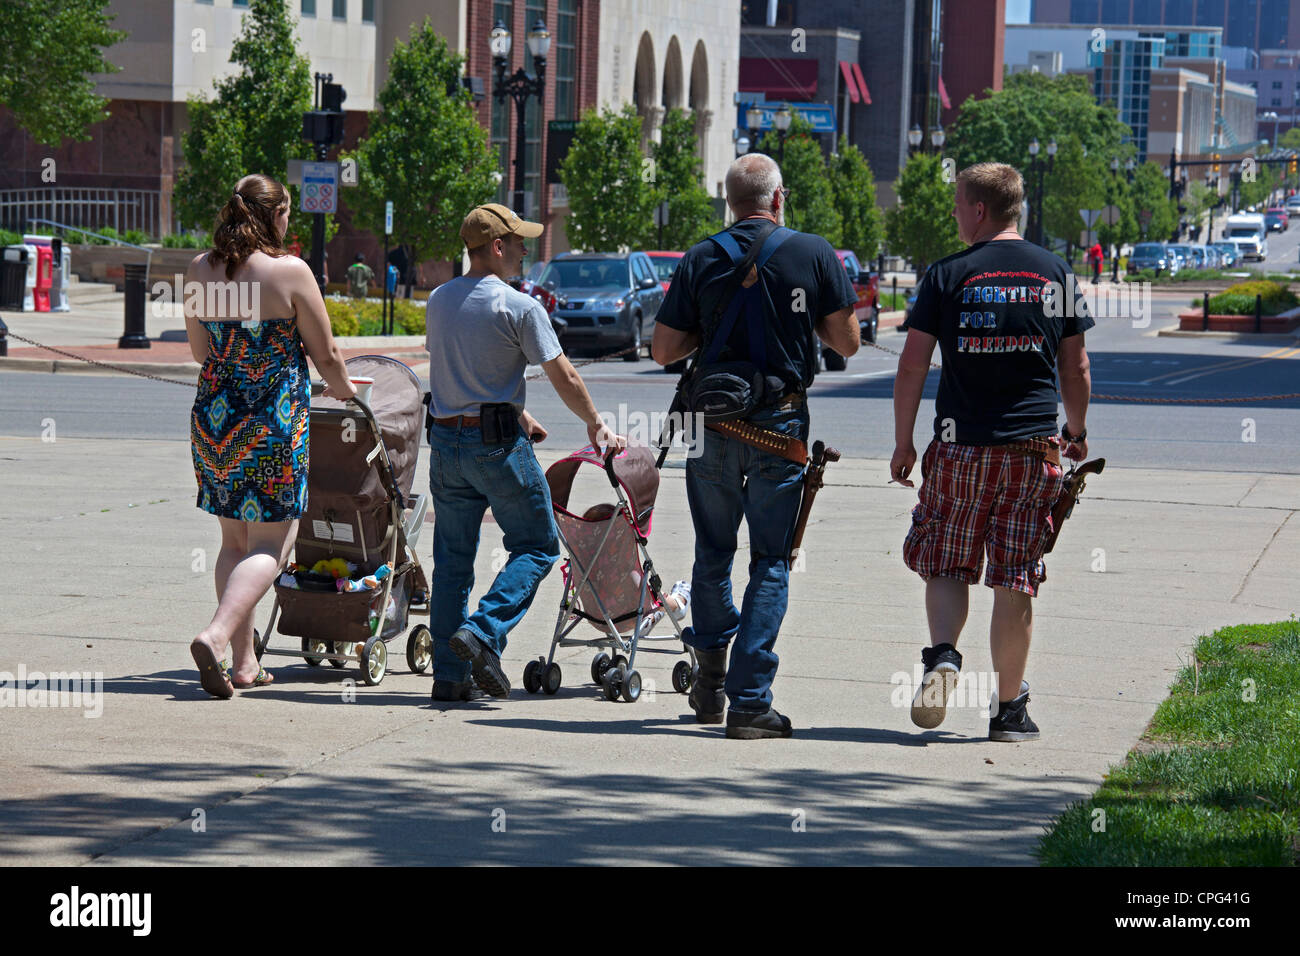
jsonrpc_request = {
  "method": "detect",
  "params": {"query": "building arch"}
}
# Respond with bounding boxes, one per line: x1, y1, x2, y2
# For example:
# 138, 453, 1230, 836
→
663, 35, 685, 111
633, 31, 660, 142
689, 39, 711, 171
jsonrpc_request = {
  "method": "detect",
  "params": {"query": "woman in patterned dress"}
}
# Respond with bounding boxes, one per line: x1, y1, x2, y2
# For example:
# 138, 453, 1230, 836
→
186, 174, 356, 698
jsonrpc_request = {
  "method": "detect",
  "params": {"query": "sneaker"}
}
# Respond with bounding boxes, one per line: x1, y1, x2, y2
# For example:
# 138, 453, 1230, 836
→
725, 707, 794, 740
910, 642, 963, 729
666, 580, 691, 622
989, 682, 1039, 741
447, 628, 511, 698
431, 680, 483, 702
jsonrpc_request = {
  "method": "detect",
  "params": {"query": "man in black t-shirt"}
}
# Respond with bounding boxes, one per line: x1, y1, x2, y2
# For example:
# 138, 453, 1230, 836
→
653, 153, 859, 739
892, 162, 1094, 742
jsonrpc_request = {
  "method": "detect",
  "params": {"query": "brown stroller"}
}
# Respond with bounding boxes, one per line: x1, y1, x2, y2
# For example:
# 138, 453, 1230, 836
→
522, 443, 695, 703
253, 355, 431, 685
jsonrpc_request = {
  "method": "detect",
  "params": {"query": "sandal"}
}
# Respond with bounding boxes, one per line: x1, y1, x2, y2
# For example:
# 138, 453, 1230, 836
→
190, 640, 234, 699
232, 667, 274, 689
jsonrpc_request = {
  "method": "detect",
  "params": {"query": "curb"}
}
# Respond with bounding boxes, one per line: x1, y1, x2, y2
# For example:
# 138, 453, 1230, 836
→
0, 356, 202, 377
1156, 326, 1300, 342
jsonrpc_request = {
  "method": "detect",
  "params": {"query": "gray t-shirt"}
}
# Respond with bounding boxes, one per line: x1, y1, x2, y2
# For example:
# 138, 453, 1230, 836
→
424, 274, 563, 417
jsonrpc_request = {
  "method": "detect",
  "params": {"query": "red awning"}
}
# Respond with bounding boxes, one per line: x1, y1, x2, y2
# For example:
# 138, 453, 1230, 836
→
851, 62, 872, 105
839, 61, 860, 104
939, 75, 952, 110
739, 57, 818, 99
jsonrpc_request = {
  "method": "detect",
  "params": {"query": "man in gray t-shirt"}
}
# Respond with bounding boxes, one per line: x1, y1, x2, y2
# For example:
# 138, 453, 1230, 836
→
424, 202, 624, 703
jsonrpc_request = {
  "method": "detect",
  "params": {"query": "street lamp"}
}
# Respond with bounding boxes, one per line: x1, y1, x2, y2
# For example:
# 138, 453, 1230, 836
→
1264, 110, 1280, 150
1125, 157, 1137, 181
907, 124, 923, 152
930, 126, 945, 151
745, 104, 764, 153
733, 128, 751, 156
1027, 138, 1056, 246
773, 103, 792, 164
491, 17, 549, 218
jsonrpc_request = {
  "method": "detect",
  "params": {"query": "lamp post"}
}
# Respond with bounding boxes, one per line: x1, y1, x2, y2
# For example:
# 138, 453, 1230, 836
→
773, 103, 792, 164
491, 18, 550, 218
907, 124, 923, 154
1108, 157, 1122, 282
1027, 138, 1056, 247
930, 126, 945, 152
1264, 110, 1280, 153
745, 103, 764, 155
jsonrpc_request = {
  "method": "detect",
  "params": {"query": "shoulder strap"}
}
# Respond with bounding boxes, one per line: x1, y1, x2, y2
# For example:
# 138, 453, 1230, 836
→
701, 221, 789, 364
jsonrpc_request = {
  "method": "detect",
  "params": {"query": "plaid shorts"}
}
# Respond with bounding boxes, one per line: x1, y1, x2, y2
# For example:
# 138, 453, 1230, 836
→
903, 438, 1065, 596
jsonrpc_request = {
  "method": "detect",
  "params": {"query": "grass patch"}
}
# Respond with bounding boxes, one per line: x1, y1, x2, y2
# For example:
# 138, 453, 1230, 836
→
1037, 618, 1300, 866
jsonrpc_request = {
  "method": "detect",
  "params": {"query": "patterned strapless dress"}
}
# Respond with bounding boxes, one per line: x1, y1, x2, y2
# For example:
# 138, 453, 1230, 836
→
191, 318, 309, 521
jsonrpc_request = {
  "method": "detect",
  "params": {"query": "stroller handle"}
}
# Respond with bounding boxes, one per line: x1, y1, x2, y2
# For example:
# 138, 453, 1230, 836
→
602, 446, 620, 488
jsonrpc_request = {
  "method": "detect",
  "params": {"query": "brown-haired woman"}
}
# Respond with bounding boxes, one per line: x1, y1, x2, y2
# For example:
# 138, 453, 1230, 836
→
185, 173, 356, 698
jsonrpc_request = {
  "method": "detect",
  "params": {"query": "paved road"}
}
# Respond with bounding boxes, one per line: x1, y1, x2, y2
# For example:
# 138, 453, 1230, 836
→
4, 291, 1297, 472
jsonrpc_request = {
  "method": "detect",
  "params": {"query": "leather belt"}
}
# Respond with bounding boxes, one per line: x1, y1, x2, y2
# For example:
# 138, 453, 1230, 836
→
432, 414, 481, 427
706, 419, 808, 465
998, 436, 1061, 467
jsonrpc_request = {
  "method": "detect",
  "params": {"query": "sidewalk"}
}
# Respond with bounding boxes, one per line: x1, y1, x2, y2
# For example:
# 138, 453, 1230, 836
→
0, 434, 1294, 865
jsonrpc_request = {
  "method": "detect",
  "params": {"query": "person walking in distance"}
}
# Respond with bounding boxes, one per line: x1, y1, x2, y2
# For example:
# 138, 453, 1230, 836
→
424, 203, 625, 702
652, 154, 859, 739
346, 253, 374, 300
891, 163, 1093, 741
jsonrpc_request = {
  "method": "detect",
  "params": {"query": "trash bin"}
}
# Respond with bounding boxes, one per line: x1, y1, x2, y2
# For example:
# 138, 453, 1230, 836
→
1, 246, 29, 310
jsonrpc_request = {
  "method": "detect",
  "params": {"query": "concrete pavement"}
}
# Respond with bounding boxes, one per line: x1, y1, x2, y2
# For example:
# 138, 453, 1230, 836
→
1, 430, 1295, 865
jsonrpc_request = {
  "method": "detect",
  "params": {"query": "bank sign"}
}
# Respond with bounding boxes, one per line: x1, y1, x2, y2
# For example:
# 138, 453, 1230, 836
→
739, 103, 836, 133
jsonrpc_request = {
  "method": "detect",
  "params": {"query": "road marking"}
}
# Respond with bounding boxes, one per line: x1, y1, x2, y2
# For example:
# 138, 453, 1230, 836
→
1143, 346, 1295, 385
1160, 346, 1300, 386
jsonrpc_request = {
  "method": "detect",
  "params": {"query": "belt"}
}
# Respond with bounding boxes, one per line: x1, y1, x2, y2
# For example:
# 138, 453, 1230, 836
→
431, 414, 481, 427
997, 436, 1061, 467
706, 419, 808, 465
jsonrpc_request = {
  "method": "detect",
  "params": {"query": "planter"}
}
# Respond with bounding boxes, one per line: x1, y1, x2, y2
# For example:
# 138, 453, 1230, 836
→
1177, 305, 1300, 333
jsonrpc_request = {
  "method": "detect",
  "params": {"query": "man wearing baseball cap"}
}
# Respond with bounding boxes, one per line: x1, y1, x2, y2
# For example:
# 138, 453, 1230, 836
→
423, 202, 625, 703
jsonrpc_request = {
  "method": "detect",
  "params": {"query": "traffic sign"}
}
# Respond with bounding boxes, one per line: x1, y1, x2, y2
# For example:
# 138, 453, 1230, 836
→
301, 161, 339, 214
1079, 208, 1101, 228
385, 200, 393, 236
1100, 204, 1121, 226
654, 201, 670, 227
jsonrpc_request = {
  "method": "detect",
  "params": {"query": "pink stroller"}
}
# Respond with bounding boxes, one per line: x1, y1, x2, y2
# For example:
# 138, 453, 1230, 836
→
521, 443, 696, 703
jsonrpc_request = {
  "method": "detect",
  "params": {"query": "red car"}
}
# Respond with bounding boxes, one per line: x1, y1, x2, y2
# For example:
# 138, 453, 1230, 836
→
645, 251, 685, 292
835, 249, 880, 344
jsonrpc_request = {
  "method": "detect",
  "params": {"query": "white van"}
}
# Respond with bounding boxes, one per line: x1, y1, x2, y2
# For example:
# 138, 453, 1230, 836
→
1224, 213, 1268, 261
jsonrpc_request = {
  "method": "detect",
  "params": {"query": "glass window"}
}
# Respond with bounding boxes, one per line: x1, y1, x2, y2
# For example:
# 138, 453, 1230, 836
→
301, 0, 315, 14
233, 0, 248, 6
491, 0, 514, 207
555, 0, 576, 121
333, 0, 345, 20
523, 0, 546, 226
362, 0, 373, 22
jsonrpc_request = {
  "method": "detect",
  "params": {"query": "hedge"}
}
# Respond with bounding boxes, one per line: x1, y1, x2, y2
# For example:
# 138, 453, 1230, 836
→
1196, 280, 1298, 316
323, 296, 426, 336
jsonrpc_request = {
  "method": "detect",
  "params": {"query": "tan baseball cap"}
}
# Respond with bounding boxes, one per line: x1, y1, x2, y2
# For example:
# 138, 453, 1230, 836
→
460, 202, 544, 249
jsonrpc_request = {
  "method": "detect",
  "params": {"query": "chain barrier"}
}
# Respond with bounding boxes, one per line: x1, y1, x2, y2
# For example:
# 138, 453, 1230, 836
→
6, 330, 1297, 405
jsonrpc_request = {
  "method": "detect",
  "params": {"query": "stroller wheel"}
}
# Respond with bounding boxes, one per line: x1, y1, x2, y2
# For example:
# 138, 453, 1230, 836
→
543, 662, 562, 695
601, 667, 622, 702
329, 642, 349, 669
590, 652, 612, 685
672, 660, 694, 694
611, 654, 628, 672
406, 625, 432, 673
360, 636, 387, 686
253, 629, 268, 660
622, 669, 642, 703
302, 637, 329, 667
523, 659, 543, 694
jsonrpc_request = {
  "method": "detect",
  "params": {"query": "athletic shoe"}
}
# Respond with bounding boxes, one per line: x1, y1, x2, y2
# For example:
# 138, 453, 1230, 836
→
910, 642, 963, 729
989, 681, 1039, 741
447, 628, 511, 698
666, 580, 691, 622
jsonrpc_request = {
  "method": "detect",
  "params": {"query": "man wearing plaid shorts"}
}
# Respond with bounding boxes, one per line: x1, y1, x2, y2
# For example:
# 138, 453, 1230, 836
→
891, 162, 1093, 741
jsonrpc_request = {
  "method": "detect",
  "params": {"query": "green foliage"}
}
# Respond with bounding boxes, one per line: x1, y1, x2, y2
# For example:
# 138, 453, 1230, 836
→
1279, 127, 1300, 151
1038, 619, 1300, 866
174, 0, 325, 252
323, 296, 425, 336
1130, 161, 1179, 241
1043, 136, 1105, 248
162, 230, 212, 249
829, 144, 883, 260
0, 229, 21, 247
757, 115, 841, 244
885, 153, 962, 276
0, 0, 123, 146
344, 21, 497, 265
649, 108, 722, 250
1206, 280, 1297, 315
561, 104, 658, 251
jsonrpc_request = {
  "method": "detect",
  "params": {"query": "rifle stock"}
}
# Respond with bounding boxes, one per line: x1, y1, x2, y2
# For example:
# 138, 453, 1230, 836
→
1043, 457, 1106, 555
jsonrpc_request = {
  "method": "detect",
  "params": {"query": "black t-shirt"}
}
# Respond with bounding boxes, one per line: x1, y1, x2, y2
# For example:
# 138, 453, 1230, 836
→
657, 217, 857, 388
903, 238, 1094, 445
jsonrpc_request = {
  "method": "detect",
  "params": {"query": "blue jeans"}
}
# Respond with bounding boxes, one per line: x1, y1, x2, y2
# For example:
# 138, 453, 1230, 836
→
426, 423, 559, 683
682, 405, 809, 713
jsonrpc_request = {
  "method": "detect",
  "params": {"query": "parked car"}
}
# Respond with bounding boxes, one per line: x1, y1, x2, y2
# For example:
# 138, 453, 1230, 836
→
1210, 242, 1239, 268
835, 249, 880, 346
1286, 195, 1300, 217
536, 251, 664, 362
644, 251, 685, 293
1128, 242, 1175, 275
1265, 208, 1289, 232
513, 259, 560, 317
1197, 244, 1221, 269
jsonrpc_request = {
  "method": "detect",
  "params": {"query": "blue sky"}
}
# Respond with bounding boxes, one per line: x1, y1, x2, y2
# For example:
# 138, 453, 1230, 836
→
1006, 0, 1031, 24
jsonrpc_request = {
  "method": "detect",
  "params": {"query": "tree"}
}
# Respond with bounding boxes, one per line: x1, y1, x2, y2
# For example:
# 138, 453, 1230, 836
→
174, 0, 320, 248
649, 108, 722, 249
1097, 170, 1138, 250
757, 114, 841, 244
0, 0, 123, 146
885, 152, 962, 277
1129, 161, 1178, 241
344, 21, 497, 265
560, 104, 657, 251
1042, 136, 1105, 253
1279, 127, 1300, 152
828, 144, 884, 261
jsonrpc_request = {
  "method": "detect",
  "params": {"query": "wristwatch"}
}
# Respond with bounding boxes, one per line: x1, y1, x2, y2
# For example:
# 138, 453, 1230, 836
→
1061, 424, 1087, 443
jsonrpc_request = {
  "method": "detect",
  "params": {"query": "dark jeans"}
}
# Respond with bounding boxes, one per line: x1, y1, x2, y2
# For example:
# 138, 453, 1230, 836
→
426, 423, 559, 683
682, 405, 809, 713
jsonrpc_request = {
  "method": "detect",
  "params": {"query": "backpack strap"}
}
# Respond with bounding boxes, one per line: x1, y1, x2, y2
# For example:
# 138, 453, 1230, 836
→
703, 225, 795, 366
